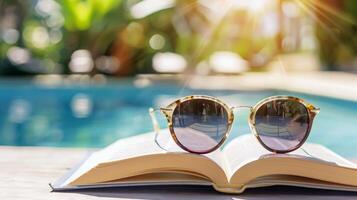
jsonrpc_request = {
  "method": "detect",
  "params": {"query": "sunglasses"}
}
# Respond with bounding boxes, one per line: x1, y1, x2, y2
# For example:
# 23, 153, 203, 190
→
149, 95, 320, 154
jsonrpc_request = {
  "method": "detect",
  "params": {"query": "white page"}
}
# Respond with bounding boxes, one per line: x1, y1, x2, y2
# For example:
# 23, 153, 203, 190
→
223, 134, 357, 175
61, 129, 230, 186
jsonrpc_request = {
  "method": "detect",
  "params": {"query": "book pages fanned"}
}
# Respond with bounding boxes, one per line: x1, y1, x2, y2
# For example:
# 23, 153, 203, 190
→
51, 129, 357, 194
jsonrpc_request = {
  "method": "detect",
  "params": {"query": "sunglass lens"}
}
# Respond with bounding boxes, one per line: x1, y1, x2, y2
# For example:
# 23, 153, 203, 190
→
172, 98, 229, 153
254, 99, 310, 152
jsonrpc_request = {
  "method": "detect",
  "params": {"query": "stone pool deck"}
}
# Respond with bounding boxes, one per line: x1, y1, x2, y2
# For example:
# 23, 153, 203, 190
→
0, 146, 356, 200
139, 71, 357, 102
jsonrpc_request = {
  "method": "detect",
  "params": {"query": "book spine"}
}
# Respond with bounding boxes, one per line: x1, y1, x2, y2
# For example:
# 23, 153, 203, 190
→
212, 184, 245, 194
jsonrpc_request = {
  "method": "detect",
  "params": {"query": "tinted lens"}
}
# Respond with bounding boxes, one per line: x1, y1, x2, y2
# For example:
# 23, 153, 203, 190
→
254, 99, 309, 152
172, 99, 229, 153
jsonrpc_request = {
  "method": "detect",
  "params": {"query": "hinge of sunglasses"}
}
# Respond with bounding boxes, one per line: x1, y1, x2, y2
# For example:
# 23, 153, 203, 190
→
311, 107, 320, 114
159, 108, 173, 117
307, 104, 320, 114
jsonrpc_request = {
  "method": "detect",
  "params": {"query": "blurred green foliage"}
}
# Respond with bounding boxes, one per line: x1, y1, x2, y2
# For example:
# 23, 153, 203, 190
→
0, 0, 175, 75
62, 0, 121, 31
1, 0, 357, 75
315, 0, 357, 70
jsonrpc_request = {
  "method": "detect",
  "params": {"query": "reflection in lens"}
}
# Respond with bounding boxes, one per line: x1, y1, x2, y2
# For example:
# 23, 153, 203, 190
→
172, 98, 229, 153
254, 99, 309, 152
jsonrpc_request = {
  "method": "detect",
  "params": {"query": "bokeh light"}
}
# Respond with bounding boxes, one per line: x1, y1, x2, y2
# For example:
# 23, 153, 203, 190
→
209, 51, 248, 74
69, 50, 94, 73
71, 94, 93, 118
152, 52, 187, 73
149, 34, 166, 50
7, 47, 31, 65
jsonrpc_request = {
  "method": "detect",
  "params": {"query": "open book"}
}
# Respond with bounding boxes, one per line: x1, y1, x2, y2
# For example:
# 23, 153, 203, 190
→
51, 129, 357, 194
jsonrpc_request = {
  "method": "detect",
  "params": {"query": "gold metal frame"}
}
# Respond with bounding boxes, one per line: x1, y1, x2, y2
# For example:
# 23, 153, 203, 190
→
149, 95, 320, 154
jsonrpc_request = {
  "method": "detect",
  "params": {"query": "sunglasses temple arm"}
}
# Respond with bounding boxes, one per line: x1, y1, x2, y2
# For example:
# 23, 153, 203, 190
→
149, 108, 167, 151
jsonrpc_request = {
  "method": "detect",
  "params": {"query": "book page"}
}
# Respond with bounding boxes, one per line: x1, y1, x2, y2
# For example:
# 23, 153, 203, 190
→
246, 175, 357, 192
223, 134, 357, 177
61, 129, 230, 186
104, 129, 229, 172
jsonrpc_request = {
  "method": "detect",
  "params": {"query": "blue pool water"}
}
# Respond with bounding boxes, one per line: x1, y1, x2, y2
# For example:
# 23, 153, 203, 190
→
0, 79, 356, 158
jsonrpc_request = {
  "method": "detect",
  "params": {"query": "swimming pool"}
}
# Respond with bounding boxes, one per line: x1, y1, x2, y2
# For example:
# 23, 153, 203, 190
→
0, 79, 356, 158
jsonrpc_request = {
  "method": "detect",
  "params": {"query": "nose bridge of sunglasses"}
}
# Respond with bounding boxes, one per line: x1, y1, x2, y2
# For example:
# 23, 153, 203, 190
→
231, 105, 253, 111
